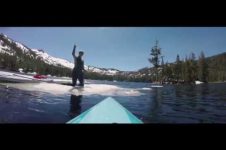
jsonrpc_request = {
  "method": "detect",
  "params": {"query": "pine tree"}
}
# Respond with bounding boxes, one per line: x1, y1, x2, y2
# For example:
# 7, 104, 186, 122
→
184, 55, 192, 82
174, 54, 182, 82
198, 51, 208, 82
149, 40, 161, 82
187, 52, 198, 83
165, 62, 173, 80
160, 56, 165, 81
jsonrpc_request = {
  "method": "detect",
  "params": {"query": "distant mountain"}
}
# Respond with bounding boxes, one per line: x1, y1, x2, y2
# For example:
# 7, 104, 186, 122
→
206, 52, 226, 81
31, 48, 74, 69
0, 33, 119, 76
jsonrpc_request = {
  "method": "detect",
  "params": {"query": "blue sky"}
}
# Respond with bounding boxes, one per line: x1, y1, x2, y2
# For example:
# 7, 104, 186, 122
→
0, 27, 226, 71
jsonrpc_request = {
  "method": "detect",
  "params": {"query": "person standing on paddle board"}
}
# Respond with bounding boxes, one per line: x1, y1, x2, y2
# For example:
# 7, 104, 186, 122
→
72, 44, 85, 87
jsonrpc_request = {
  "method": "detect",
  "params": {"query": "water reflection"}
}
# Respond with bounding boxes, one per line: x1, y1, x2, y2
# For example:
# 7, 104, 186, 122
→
198, 84, 209, 100
1, 81, 226, 123
68, 95, 82, 118
148, 88, 163, 122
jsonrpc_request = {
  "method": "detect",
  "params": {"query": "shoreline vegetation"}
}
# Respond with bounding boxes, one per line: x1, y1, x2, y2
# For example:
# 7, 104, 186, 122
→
0, 67, 225, 85
147, 40, 226, 85
208, 81, 226, 83
0, 77, 225, 86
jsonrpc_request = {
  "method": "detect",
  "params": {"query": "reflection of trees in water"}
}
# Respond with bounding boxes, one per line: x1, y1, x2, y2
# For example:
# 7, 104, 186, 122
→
197, 84, 209, 100
189, 84, 209, 98
68, 95, 82, 118
146, 84, 226, 123
174, 84, 210, 110
148, 88, 163, 122
148, 85, 203, 122
175, 85, 198, 108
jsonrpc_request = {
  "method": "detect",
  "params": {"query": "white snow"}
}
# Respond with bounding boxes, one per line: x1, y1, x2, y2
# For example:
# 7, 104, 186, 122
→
0, 69, 143, 97
0, 70, 14, 76
108, 70, 118, 74
15, 42, 30, 53
31, 49, 74, 69
18, 68, 23, 73
151, 85, 163, 87
2, 82, 143, 96
1, 34, 8, 38
1, 34, 120, 75
141, 87, 152, 90
0, 70, 52, 82
51, 78, 72, 83
0, 70, 87, 84
195, 81, 203, 84
27, 72, 37, 75
85, 65, 119, 75
0, 71, 31, 81
84, 65, 88, 70
0, 44, 14, 55
1, 34, 29, 53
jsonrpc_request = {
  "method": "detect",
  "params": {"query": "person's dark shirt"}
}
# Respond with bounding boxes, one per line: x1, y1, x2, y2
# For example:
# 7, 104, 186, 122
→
75, 56, 84, 71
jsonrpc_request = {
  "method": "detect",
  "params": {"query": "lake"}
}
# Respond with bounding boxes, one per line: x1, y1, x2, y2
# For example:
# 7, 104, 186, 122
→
0, 80, 226, 123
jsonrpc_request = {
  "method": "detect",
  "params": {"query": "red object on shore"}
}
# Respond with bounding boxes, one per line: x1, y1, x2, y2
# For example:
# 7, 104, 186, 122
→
33, 74, 47, 79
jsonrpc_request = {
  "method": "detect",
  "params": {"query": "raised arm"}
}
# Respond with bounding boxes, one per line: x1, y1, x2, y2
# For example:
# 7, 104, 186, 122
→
72, 44, 76, 58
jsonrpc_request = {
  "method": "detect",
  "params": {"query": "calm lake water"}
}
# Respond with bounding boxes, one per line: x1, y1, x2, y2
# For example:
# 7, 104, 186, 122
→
0, 80, 226, 123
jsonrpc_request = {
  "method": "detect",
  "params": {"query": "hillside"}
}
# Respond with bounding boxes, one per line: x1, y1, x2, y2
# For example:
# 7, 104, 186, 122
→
206, 52, 226, 81
135, 52, 226, 82
0, 33, 119, 78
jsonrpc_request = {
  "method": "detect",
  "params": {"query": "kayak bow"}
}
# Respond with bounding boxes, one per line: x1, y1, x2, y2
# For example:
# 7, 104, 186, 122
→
67, 97, 143, 124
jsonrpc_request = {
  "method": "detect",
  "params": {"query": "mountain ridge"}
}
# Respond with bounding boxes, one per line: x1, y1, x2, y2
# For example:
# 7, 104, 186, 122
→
0, 33, 119, 76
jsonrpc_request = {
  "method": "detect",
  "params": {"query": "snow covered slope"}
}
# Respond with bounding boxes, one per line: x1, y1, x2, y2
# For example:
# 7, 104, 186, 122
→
31, 49, 74, 69
0, 33, 120, 75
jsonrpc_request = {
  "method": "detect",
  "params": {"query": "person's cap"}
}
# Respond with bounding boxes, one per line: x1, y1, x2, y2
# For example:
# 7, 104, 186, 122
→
79, 51, 84, 54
